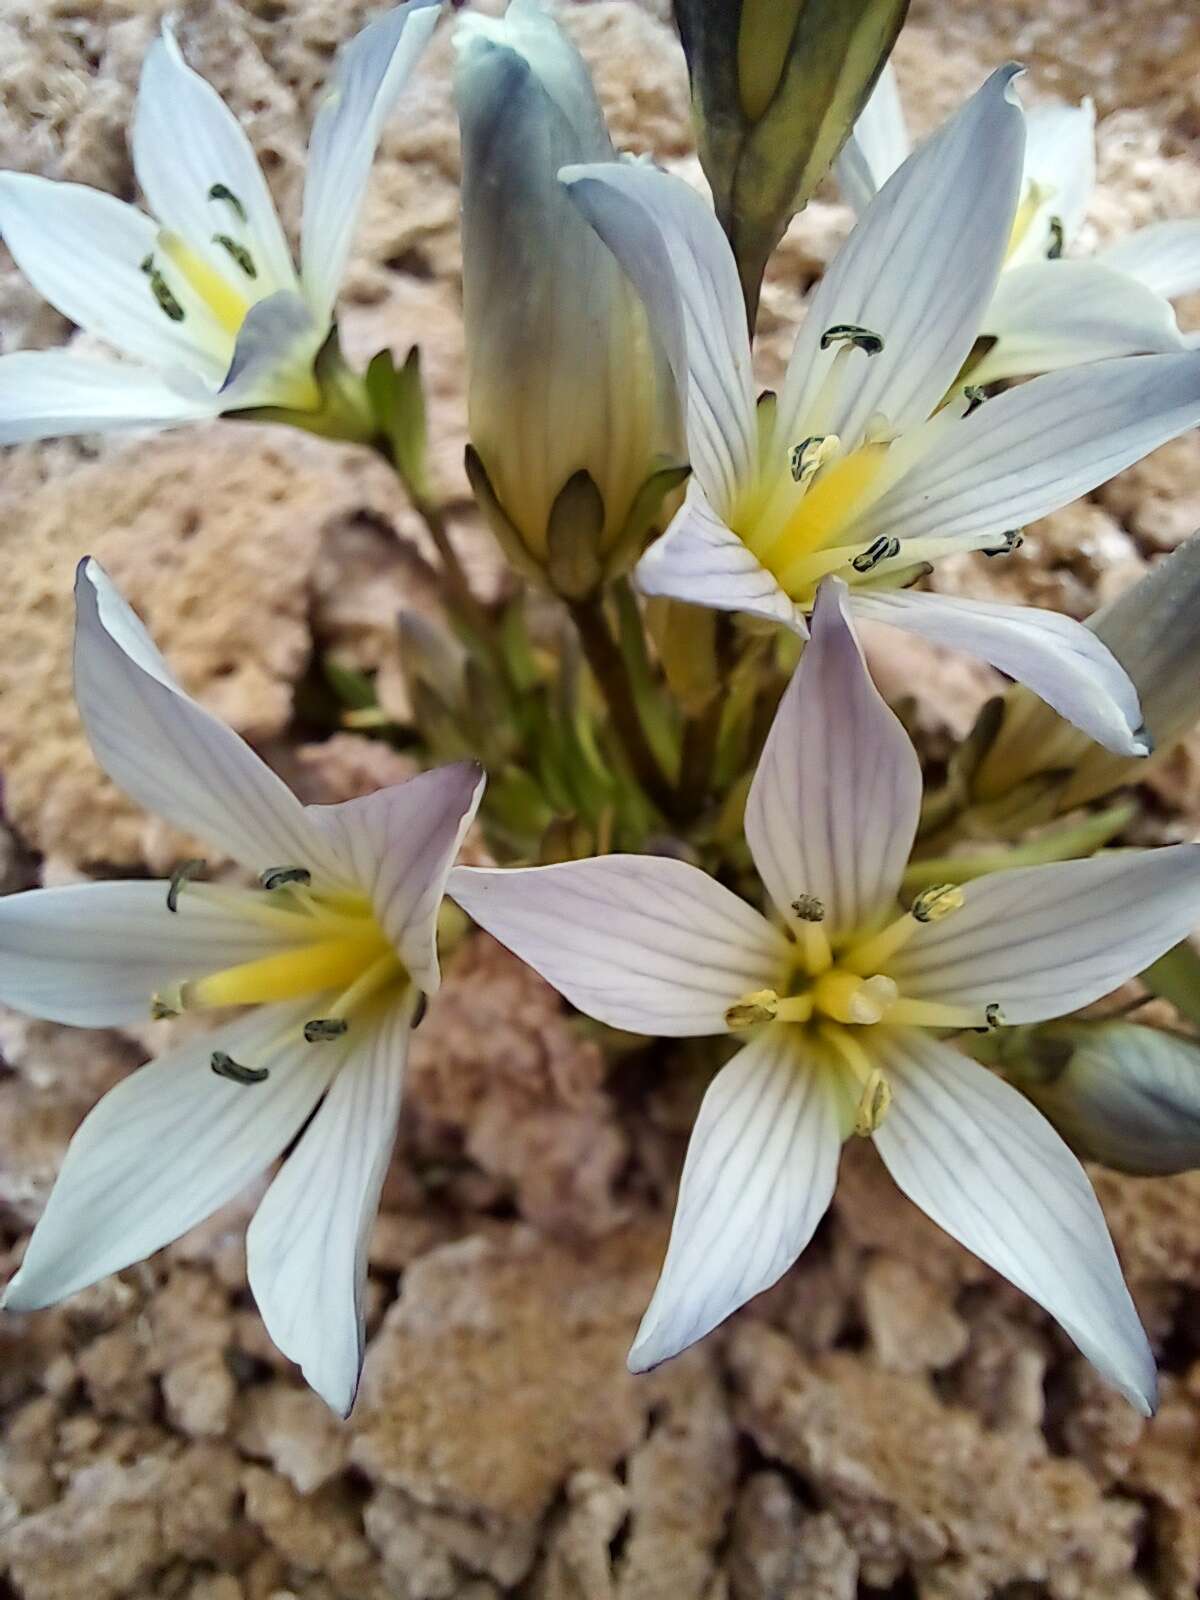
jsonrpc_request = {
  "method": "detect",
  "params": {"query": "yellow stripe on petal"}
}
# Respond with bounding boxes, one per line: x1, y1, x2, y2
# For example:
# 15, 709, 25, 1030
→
159, 231, 250, 335
184, 936, 389, 1009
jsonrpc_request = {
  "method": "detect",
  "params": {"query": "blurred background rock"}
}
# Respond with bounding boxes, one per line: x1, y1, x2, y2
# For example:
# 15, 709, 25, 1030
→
0, 2, 1198, 1596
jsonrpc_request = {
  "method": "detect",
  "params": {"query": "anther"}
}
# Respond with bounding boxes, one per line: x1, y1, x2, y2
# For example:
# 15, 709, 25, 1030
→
985, 1003, 1005, 1030
790, 436, 830, 483
167, 858, 207, 913
411, 993, 429, 1030
820, 324, 885, 356
911, 883, 965, 924
212, 234, 257, 278
725, 990, 780, 1028
983, 530, 1024, 558
210, 1051, 269, 1085
260, 866, 312, 892
1047, 216, 1065, 259
140, 254, 185, 322
791, 895, 825, 923
151, 992, 181, 1019
851, 536, 901, 574
963, 385, 987, 417
207, 183, 247, 222
853, 1068, 892, 1137
303, 1018, 350, 1043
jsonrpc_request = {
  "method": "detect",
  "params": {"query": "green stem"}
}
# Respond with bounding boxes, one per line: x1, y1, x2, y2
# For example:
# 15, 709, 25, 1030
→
675, 613, 733, 814
568, 594, 678, 821
409, 493, 494, 648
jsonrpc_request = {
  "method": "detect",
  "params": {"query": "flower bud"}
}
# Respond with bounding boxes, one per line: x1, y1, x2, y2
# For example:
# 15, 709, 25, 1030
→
673, 0, 909, 321
1006, 1021, 1200, 1176
971, 530, 1200, 820
454, 1, 684, 596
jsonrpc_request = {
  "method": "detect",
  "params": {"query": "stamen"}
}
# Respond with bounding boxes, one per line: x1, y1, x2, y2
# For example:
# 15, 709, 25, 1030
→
261, 866, 312, 892
791, 895, 825, 922
207, 183, 248, 223
140, 254, 185, 322
884, 997, 991, 1030
985, 1003, 1005, 1030
853, 1067, 892, 1137
983, 530, 1024, 558
819, 324, 885, 356
911, 884, 965, 923
851, 535, 901, 574
1047, 216, 1065, 259
726, 989, 779, 1028
789, 435, 839, 487
167, 858, 207, 913
212, 234, 257, 278
963, 385, 987, 417
210, 1051, 270, 1085
303, 1017, 350, 1043
151, 991, 182, 1019
411, 993, 428, 1029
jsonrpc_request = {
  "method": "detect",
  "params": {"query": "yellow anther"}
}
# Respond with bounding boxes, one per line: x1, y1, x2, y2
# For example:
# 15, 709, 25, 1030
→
1005, 178, 1052, 263
911, 884, 965, 923
158, 230, 250, 335
726, 989, 780, 1028
812, 969, 897, 1026
853, 1067, 893, 1137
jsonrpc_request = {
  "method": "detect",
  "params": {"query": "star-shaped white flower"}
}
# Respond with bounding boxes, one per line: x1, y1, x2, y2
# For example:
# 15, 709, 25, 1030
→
450, 579, 1200, 1412
0, 2, 439, 443
0, 560, 483, 1416
839, 64, 1200, 384
561, 67, 1200, 757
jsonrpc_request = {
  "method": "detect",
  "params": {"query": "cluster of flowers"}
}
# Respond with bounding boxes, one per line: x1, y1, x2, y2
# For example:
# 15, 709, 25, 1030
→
1, 0, 1199, 1421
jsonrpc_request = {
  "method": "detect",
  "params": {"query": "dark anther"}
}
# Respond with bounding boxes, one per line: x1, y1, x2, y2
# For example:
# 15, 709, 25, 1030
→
789, 436, 827, 482
1047, 217, 1065, 259
207, 182, 248, 223
851, 536, 901, 574
411, 993, 429, 1029
303, 1018, 350, 1043
791, 895, 825, 922
983, 530, 1024, 558
212, 234, 257, 278
211, 1051, 269, 1085
985, 1003, 1005, 1029
260, 866, 312, 891
140, 255, 185, 322
819, 324, 884, 356
963, 385, 987, 417
167, 858, 207, 913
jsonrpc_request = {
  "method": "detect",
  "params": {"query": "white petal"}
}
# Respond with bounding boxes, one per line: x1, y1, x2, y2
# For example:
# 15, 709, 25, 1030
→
852, 352, 1200, 550
776, 66, 1025, 449
970, 259, 1185, 386
886, 845, 1200, 1023
74, 559, 348, 886
630, 1026, 841, 1371
133, 25, 297, 297
218, 290, 322, 411
848, 589, 1146, 756
306, 762, 485, 995
0, 351, 217, 445
746, 579, 920, 939
636, 486, 805, 632
1098, 220, 1200, 302
872, 1030, 1155, 1414
1021, 1021, 1200, 1176
836, 62, 910, 215
0, 174, 227, 377
1013, 97, 1095, 262
2, 1000, 336, 1312
0, 880, 310, 1027
247, 992, 414, 1415
562, 161, 756, 516
301, 0, 440, 326
448, 856, 789, 1037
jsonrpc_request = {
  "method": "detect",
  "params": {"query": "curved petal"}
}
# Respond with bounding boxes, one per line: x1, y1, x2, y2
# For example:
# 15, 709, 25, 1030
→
848, 588, 1146, 756
306, 762, 485, 995
636, 487, 805, 632
0, 880, 310, 1027
0, 174, 227, 378
747, 580, 920, 939
970, 259, 1185, 386
886, 845, 1200, 1023
852, 352, 1200, 550
629, 1026, 841, 1371
448, 856, 789, 1037
247, 991, 414, 1415
74, 559, 348, 887
836, 62, 910, 215
1013, 97, 1095, 261
133, 24, 296, 297
776, 65, 1026, 449
1098, 220, 1200, 302
218, 290, 322, 411
301, 0, 441, 325
562, 160, 756, 517
0, 351, 217, 445
872, 1030, 1155, 1414
2, 1000, 337, 1312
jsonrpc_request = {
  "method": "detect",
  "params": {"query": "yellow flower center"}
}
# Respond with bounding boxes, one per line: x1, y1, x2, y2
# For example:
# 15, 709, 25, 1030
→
158, 231, 252, 336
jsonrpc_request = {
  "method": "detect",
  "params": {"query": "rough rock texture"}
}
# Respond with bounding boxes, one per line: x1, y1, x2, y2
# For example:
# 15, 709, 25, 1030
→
2, 1, 1200, 1597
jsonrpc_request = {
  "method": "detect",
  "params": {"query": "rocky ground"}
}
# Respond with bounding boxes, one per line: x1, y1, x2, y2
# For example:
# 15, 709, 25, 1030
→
1, 1, 1200, 1596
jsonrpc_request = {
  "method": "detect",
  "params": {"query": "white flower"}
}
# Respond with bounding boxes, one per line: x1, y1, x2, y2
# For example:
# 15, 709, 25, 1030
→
450, 578, 1200, 1411
561, 68, 1200, 755
839, 64, 1200, 384
454, 0, 683, 587
0, 560, 483, 1416
0, 2, 440, 443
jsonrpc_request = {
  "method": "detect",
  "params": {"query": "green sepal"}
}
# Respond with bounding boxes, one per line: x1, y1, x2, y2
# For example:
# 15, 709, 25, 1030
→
601, 461, 692, 583
545, 470, 606, 600
366, 345, 429, 499
1142, 940, 1200, 1031
464, 444, 549, 587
